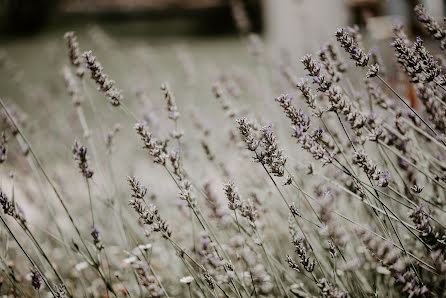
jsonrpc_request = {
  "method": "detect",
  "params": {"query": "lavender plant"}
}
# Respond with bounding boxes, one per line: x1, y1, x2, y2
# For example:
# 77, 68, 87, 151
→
1, 4, 446, 298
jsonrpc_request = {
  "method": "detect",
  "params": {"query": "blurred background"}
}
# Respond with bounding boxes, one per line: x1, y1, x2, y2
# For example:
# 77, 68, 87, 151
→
0, 0, 444, 49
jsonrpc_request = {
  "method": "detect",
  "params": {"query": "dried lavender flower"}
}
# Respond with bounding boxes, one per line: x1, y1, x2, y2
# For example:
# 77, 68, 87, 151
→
318, 193, 348, 247
91, 226, 104, 250
366, 63, 379, 78
223, 181, 257, 225
289, 202, 301, 218
275, 94, 311, 131
0, 131, 7, 163
230, 0, 251, 34
319, 46, 340, 82
178, 180, 197, 209
301, 54, 332, 92
161, 82, 180, 121
212, 82, 236, 118
128, 178, 172, 238
317, 278, 348, 298
365, 79, 389, 109
84, 50, 123, 106
72, 140, 93, 179
0, 189, 25, 224
30, 267, 42, 290
286, 255, 301, 272
135, 262, 164, 297
352, 149, 389, 187
62, 65, 83, 106
294, 126, 334, 166
292, 237, 316, 273
335, 28, 370, 67
105, 123, 120, 152
257, 124, 287, 177
134, 122, 168, 165
326, 86, 367, 133
413, 37, 442, 82
356, 228, 428, 297
203, 268, 216, 289
409, 204, 445, 249
54, 283, 68, 298
64, 31, 84, 77
296, 79, 317, 109
236, 117, 259, 151
128, 177, 171, 235
414, 4, 446, 50
326, 43, 347, 73
410, 185, 423, 194
223, 181, 241, 212
1, 190, 13, 217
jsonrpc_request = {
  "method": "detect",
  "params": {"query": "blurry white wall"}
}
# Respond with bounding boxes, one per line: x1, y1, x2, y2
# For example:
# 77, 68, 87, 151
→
424, 0, 444, 17
263, 0, 349, 56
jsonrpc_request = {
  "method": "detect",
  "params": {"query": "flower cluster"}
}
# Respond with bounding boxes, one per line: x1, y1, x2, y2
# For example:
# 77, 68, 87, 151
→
134, 122, 168, 165
301, 54, 332, 92
317, 193, 348, 247
326, 86, 367, 133
64, 31, 84, 77
30, 268, 42, 290
161, 82, 180, 121
289, 237, 316, 273
414, 4, 446, 50
257, 124, 287, 177
178, 180, 197, 209
62, 65, 83, 106
84, 50, 123, 106
352, 149, 389, 187
366, 63, 379, 78
194, 233, 233, 284
409, 204, 445, 250
294, 126, 334, 166
413, 37, 442, 82
0, 189, 15, 217
91, 226, 104, 250
317, 278, 348, 298
236, 117, 259, 151
326, 43, 346, 73
212, 82, 236, 118
223, 181, 257, 226
296, 80, 317, 109
135, 262, 164, 297
392, 37, 422, 83
72, 140, 93, 179
365, 79, 389, 109
416, 82, 446, 133
335, 28, 370, 67
356, 228, 428, 297
128, 177, 171, 238
319, 46, 340, 83
275, 94, 311, 129
0, 131, 7, 163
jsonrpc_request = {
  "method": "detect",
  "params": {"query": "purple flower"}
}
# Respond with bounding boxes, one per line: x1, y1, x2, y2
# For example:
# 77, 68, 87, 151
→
31, 268, 42, 290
